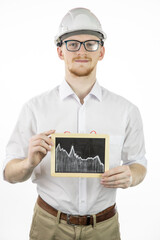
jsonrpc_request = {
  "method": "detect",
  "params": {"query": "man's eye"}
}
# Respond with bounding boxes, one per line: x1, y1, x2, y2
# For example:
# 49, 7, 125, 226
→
68, 42, 78, 48
86, 42, 96, 48
87, 43, 94, 48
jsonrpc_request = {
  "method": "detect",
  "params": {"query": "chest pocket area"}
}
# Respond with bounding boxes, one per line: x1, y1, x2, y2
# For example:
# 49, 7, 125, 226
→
109, 136, 124, 169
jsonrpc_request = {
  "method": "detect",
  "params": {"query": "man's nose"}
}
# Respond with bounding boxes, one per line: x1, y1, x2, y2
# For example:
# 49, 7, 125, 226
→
78, 43, 86, 53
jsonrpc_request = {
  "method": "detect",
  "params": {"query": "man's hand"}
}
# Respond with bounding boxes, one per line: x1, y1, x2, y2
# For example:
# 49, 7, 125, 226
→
101, 165, 132, 189
26, 129, 55, 169
4, 129, 55, 183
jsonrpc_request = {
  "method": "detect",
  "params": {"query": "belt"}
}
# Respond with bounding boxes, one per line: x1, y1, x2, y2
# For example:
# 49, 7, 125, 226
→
37, 196, 116, 226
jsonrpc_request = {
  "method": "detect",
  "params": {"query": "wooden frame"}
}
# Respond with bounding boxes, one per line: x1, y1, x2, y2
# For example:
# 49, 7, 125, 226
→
51, 133, 109, 177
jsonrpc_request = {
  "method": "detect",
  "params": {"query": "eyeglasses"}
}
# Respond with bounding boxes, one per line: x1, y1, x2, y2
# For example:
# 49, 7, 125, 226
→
63, 40, 103, 52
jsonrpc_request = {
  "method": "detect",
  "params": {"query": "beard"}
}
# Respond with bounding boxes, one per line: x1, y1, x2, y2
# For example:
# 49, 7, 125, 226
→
68, 57, 95, 77
69, 66, 95, 77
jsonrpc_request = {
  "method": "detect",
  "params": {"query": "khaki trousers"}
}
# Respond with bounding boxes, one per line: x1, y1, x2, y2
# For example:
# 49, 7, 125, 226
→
29, 203, 121, 240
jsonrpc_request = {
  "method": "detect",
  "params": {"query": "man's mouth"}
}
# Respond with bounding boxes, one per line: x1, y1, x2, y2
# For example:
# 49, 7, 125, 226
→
75, 60, 89, 63
73, 58, 91, 63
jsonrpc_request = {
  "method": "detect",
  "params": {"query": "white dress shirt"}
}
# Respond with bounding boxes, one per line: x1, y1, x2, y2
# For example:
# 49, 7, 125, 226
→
4, 80, 147, 215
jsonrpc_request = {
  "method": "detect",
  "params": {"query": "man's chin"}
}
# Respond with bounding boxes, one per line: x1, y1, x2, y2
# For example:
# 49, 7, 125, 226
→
69, 67, 94, 77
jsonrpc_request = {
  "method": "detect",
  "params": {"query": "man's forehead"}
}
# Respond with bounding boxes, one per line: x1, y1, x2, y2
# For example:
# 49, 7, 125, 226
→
64, 34, 100, 41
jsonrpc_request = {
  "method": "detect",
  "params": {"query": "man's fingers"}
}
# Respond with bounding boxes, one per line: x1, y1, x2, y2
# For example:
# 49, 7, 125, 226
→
101, 165, 132, 189
44, 129, 56, 136
40, 135, 54, 147
33, 146, 47, 155
102, 166, 125, 178
31, 130, 55, 139
101, 172, 127, 183
32, 139, 52, 151
101, 177, 132, 189
30, 130, 55, 146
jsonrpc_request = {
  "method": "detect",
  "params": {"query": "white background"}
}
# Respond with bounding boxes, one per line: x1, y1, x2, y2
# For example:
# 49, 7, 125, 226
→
0, 0, 160, 239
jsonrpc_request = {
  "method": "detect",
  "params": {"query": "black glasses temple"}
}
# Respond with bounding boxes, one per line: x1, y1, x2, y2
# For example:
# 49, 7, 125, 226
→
100, 40, 104, 46
57, 40, 63, 47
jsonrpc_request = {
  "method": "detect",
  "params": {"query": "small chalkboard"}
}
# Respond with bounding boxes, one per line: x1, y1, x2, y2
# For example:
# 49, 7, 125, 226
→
51, 133, 109, 177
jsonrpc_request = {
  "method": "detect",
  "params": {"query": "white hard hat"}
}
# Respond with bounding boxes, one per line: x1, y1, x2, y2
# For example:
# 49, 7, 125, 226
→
55, 8, 107, 46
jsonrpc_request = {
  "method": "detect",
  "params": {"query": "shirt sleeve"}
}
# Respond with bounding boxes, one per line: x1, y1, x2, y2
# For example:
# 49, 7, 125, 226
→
3, 102, 37, 170
121, 105, 147, 168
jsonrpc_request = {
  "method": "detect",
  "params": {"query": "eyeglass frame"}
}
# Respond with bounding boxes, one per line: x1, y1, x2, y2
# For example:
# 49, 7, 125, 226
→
61, 39, 104, 52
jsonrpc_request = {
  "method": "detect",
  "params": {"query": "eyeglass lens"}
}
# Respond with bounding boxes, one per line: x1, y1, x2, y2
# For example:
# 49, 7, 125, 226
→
65, 40, 100, 52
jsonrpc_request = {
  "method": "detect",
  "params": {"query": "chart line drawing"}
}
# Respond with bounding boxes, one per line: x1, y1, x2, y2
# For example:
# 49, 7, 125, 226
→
55, 143, 104, 173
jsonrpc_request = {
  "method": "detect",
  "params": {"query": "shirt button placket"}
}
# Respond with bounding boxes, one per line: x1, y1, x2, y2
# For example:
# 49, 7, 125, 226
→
78, 104, 85, 133
78, 103, 87, 215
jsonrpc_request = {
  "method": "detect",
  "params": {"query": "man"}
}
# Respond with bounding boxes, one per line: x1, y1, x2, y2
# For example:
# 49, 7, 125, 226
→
4, 7, 147, 240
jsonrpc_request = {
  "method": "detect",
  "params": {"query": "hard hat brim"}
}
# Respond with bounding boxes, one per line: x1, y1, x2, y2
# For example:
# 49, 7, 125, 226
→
55, 29, 107, 46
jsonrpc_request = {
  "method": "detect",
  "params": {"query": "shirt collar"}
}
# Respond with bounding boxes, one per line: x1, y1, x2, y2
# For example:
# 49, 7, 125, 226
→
89, 81, 102, 102
59, 80, 74, 100
59, 80, 102, 102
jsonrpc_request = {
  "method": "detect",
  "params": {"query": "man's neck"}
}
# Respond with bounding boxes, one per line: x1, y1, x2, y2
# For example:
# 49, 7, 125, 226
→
65, 69, 96, 104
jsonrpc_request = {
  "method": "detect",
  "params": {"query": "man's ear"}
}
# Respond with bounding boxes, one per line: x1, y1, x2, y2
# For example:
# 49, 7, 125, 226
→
99, 46, 105, 61
57, 47, 64, 60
